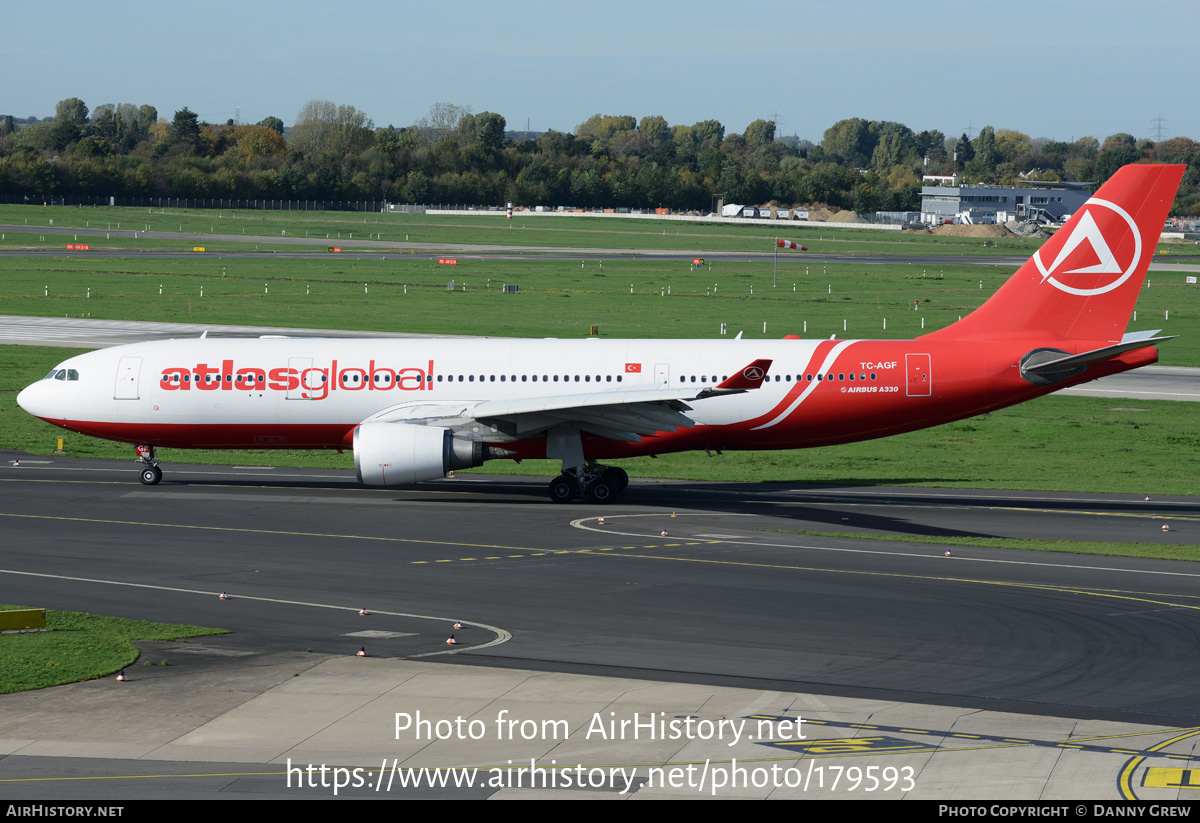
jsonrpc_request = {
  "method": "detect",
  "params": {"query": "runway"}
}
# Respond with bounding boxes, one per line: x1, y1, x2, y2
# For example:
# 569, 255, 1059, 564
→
2, 454, 1200, 798
3, 453, 1199, 718
2, 223, 1199, 273
0, 314, 473, 348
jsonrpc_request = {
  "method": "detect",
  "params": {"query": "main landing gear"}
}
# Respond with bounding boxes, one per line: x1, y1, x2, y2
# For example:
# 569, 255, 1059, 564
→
136, 445, 162, 485
547, 462, 629, 504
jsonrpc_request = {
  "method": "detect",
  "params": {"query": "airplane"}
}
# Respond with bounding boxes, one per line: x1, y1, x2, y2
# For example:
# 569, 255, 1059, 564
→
16, 163, 1185, 503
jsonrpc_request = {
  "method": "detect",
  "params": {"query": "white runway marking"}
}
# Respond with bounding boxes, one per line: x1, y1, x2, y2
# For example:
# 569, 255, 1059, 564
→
0, 567, 512, 656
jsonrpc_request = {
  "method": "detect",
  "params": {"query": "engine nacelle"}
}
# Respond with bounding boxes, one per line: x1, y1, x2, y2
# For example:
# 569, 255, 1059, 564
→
354, 422, 503, 486
354, 422, 448, 485
349, 423, 441, 486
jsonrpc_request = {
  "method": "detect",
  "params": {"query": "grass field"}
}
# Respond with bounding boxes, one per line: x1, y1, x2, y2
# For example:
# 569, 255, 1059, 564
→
0, 604, 225, 694
0, 202, 1066, 257
765, 532, 1200, 563
0, 250, 1196, 362
4, 202, 1199, 258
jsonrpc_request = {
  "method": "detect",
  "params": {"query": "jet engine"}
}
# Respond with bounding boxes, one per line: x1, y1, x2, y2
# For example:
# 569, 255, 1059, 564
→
353, 422, 499, 485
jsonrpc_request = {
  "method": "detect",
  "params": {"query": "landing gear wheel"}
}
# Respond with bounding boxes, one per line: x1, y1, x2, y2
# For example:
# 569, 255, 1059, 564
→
602, 467, 629, 493
586, 476, 619, 504
548, 475, 577, 503
139, 465, 162, 485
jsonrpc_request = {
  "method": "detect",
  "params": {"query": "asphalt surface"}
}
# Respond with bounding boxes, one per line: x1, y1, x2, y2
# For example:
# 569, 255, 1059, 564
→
3, 458, 1200, 799
3, 453, 1198, 722
0, 314, 473, 348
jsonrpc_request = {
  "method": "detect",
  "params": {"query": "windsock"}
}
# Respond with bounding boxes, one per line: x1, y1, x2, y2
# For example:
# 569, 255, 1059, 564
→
776, 239, 807, 251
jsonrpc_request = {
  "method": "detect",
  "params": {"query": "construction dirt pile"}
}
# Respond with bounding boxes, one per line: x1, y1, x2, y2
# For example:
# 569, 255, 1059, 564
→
828, 209, 867, 223
931, 223, 1016, 238
794, 203, 836, 222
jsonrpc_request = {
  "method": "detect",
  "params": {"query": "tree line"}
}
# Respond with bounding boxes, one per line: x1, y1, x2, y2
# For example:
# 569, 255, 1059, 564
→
1, 98, 1197, 215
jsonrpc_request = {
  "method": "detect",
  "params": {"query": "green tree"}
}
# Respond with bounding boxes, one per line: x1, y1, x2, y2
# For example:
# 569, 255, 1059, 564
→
994, 129, 1031, 163
257, 116, 285, 135
473, 112, 507, 149
639, 115, 669, 145
237, 125, 287, 159
374, 127, 402, 153
54, 97, 89, 126
744, 119, 776, 146
954, 133, 974, 165
403, 170, 430, 202
136, 105, 158, 135
416, 102, 471, 142
691, 119, 724, 146
290, 100, 374, 156
965, 126, 996, 179
576, 114, 636, 143
169, 107, 200, 146
822, 118, 875, 166
914, 129, 947, 167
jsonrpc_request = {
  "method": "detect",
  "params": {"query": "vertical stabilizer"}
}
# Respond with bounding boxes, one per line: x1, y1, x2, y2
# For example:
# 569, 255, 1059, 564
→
922, 164, 1185, 344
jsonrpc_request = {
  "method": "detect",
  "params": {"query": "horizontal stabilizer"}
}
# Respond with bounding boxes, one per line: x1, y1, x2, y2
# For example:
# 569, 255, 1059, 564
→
1023, 336, 1175, 375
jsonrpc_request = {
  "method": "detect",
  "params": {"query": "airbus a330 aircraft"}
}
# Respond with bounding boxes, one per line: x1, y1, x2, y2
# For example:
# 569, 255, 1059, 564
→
17, 163, 1185, 502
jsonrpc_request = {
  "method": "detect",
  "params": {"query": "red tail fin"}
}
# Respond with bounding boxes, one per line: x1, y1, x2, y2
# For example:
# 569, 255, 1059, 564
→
922, 164, 1185, 344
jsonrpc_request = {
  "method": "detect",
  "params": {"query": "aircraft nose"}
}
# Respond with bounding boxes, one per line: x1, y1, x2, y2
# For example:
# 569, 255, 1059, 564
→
16, 381, 51, 419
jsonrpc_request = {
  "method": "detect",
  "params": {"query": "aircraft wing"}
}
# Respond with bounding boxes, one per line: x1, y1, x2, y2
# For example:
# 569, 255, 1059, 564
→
469, 387, 699, 443
362, 359, 773, 444
469, 358, 773, 442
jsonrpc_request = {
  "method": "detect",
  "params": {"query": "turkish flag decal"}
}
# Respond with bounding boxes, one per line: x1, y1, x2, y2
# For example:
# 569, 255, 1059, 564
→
625, 363, 642, 373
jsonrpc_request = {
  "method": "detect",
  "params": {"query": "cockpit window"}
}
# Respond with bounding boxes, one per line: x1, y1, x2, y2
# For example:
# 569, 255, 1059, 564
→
45, 369, 61, 380
54, 370, 66, 381
67, 369, 78, 381
45, 368, 79, 381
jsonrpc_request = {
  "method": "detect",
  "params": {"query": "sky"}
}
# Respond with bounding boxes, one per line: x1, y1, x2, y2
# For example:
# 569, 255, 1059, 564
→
2, 0, 1196, 145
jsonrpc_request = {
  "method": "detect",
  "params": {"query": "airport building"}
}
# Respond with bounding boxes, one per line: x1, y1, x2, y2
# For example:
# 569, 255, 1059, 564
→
919, 179, 1095, 225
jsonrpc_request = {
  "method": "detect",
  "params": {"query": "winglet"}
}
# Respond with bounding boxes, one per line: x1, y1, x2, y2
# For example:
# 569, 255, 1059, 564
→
714, 359, 772, 391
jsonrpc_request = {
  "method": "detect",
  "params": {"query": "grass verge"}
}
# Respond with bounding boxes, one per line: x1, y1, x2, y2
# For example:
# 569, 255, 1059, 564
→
0, 604, 227, 694
766, 530, 1200, 561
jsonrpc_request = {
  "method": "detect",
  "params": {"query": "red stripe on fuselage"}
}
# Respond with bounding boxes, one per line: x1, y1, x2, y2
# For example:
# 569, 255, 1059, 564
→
35, 419, 358, 450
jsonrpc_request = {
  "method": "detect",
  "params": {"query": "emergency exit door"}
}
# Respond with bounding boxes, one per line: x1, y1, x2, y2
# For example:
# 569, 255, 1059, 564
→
114, 357, 142, 400
906, 353, 931, 397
